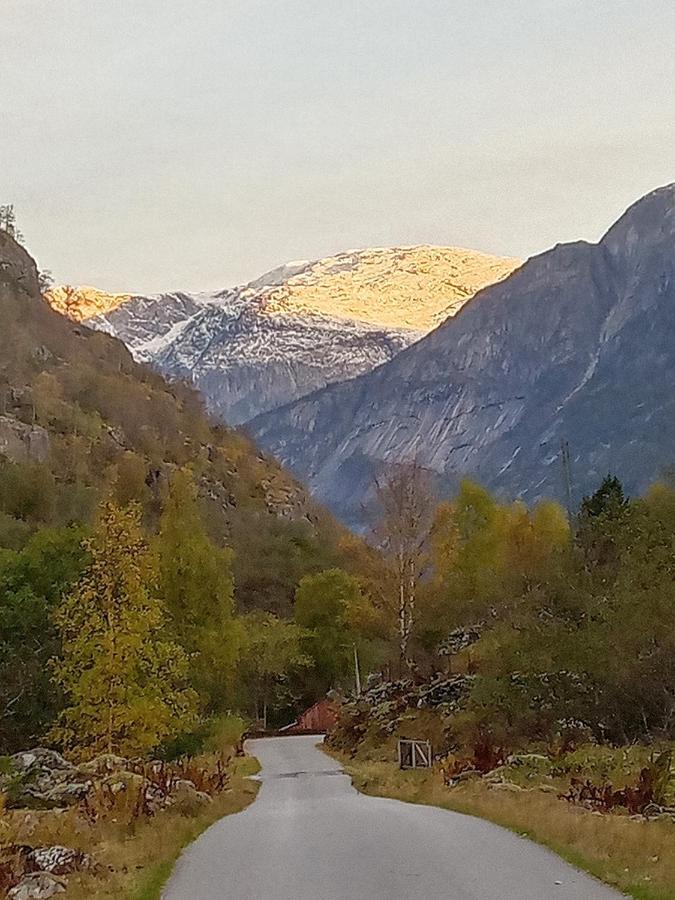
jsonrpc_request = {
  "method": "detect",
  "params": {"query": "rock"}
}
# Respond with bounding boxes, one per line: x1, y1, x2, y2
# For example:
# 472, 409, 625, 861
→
8, 872, 66, 899
506, 754, 549, 766
101, 770, 145, 795
453, 769, 481, 783
5, 748, 90, 810
26, 846, 92, 876
488, 781, 524, 793
20, 780, 91, 810
0, 417, 50, 464
78, 754, 130, 776
10, 751, 73, 775
167, 779, 212, 814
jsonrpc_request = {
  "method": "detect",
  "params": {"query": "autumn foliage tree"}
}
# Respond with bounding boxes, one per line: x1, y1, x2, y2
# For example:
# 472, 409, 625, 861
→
51, 501, 198, 757
374, 462, 435, 670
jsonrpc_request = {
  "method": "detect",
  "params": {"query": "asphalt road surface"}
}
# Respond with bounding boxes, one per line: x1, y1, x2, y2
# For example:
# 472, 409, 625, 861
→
163, 735, 623, 900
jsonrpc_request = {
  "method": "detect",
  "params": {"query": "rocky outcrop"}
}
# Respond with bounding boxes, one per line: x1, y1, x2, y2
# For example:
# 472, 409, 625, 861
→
250, 185, 675, 527
0, 417, 49, 464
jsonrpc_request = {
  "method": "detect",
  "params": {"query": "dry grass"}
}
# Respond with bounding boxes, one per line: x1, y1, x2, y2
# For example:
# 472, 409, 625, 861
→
336, 756, 675, 900
1, 755, 260, 899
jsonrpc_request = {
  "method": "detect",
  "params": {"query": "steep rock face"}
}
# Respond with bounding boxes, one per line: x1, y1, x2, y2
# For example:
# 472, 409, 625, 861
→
91, 291, 208, 356
151, 302, 415, 424
249, 185, 675, 527
46, 247, 519, 425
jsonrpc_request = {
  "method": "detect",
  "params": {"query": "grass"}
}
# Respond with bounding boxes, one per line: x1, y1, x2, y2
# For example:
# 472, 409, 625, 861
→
2, 755, 260, 899
330, 753, 675, 900
124, 756, 261, 900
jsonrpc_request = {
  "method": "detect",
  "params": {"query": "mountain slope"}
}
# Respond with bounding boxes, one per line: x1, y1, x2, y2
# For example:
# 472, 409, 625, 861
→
249, 185, 675, 527
46, 246, 519, 424
0, 229, 345, 611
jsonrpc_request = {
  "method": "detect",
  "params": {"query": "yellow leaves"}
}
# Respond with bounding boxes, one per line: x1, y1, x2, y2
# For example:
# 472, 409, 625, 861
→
50, 500, 198, 758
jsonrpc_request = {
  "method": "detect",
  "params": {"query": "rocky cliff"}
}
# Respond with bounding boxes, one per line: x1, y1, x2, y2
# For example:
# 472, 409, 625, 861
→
249, 185, 675, 527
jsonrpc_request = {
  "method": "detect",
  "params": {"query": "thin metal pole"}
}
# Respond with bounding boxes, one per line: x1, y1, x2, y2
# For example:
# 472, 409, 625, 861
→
353, 643, 362, 696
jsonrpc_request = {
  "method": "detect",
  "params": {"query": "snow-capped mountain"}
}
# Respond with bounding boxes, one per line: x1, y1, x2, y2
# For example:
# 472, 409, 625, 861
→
46, 245, 519, 424
249, 185, 675, 528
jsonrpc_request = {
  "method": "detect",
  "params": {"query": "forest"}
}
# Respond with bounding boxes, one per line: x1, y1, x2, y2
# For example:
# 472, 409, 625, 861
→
1, 445, 673, 761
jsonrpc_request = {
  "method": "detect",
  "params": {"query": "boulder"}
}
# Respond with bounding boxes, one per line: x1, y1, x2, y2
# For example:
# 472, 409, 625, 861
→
101, 770, 145, 795
0, 417, 49, 464
3, 750, 91, 810
10, 751, 73, 775
488, 781, 524, 793
167, 779, 212, 814
8, 872, 66, 899
26, 846, 92, 876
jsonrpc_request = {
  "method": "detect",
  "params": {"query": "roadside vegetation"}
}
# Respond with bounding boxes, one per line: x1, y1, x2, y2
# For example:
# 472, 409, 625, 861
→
335, 751, 674, 900
0, 718, 259, 898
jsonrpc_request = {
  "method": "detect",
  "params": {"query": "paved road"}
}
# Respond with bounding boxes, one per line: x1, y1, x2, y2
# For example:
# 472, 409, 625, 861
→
163, 735, 623, 900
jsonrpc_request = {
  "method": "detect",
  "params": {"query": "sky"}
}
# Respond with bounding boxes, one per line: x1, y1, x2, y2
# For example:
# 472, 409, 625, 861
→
1, 0, 674, 293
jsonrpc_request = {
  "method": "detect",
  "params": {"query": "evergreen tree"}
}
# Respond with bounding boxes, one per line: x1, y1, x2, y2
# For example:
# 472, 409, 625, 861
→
157, 470, 239, 711
51, 501, 197, 757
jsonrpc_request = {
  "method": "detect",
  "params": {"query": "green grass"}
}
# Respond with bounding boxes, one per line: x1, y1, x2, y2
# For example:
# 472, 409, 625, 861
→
125, 755, 261, 900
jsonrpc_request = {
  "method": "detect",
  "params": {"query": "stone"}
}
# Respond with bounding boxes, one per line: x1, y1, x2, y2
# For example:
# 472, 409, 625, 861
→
26, 846, 92, 876
488, 781, 524, 793
101, 771, 145, 794
10, 750, 73, 775
8, 872, 66, 899
167, 779, 212, 813
5, 748, 90, 810
0, 417, 49, 464
78, 754, 130, 776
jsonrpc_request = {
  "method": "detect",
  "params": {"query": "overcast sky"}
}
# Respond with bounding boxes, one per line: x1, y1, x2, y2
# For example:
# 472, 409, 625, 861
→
1, 0, 674, 293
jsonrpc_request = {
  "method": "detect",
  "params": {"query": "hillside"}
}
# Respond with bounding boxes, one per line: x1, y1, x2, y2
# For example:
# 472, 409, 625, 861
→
46, 246, 519, 424
0, 230, 344, 612
249, 185, 675, 527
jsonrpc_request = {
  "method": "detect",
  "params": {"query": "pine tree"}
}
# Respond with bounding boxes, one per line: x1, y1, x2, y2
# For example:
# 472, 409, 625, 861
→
51, 501, 197, 758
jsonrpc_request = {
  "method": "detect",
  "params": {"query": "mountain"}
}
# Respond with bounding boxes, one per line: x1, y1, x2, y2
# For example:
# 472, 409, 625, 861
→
44, 284, 132, 320
249, 185, 675, 527
0, 228, 345, 613
46, 247, 519, 425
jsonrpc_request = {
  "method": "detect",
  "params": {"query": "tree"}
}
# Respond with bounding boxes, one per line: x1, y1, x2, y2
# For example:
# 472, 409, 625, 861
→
0, 204, 23, 243
0, 526, 88, 752
157, 470, 239, 711
374, 462, 435, 670
295, 568, 364, 695
577, 474, 631, 568
239, 612, 310, 729
51, 501, 197, 757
